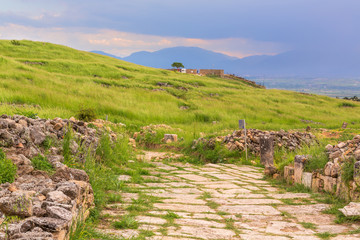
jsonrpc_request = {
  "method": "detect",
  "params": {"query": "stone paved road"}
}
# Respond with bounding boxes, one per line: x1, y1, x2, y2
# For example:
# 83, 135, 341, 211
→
97, 152, 360, 240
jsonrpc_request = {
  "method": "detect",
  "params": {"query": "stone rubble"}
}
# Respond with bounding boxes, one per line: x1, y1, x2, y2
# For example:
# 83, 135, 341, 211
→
193, 129, 317, 155
0, 115, 121, 240
281, 135, 360, 203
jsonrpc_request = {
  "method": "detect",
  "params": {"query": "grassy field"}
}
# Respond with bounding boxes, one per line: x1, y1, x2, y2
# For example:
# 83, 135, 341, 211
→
1, 40, 360, 140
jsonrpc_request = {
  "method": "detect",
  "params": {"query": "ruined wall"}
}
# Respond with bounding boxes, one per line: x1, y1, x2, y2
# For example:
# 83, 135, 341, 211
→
199, 69, 224, 77
185, 69, 198, 74
0, 115, 120, 240
282, 135, 360, 201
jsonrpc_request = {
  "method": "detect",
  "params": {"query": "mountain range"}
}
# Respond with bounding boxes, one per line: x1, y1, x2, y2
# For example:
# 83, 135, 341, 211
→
92, 46, 360, 78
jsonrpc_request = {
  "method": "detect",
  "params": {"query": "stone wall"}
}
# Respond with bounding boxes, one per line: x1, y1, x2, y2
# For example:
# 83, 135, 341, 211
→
199, 69, 224, 77
282, 135, 360, 201
193, 129, 317, 155
185, 69, 198, 74
0, 115, 121, 240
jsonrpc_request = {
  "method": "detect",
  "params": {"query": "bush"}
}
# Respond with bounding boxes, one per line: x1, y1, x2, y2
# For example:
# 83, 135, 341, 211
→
0, 149, 17, 184
338, 102, 356, 108
76, 108, 97, 122
341, 158, 356, 184
10, 40, 21, 46
31, 155, 54, 173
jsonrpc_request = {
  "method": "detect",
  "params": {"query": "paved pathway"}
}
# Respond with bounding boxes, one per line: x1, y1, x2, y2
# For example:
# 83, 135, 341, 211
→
97, 152, 360, 240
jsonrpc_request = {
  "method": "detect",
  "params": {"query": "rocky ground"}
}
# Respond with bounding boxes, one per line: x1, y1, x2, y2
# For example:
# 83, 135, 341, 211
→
96, 151, 360, 240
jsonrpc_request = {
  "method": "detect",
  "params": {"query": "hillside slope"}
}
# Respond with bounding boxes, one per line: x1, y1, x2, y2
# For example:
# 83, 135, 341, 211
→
0, 40, 360, 136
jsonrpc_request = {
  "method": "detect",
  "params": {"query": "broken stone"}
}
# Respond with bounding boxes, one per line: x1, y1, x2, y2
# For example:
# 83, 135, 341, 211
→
56, 181, 79, 200
0, 193, 33, 217
30, 217, 68, 232
354, 161, 360, 186
46, 191, 71, 204
46, 205, 73, 221
260, 135, 274, 167
294, 155, 307, 184
339, 202, 360, 217
163, 134, 178, 143
302, 172, 312, 188
30, 127, 46, 145
324, 162, 333, 176
284, 166, 294, 183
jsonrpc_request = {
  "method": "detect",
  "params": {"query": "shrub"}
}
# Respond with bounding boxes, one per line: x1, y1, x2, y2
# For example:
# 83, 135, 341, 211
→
10, 40, 21, 46
0, 149, 17, 184
338, 102, 356, 108
341, 158, 355, 184
76, 108, 97, 122
31, 155, 54, 173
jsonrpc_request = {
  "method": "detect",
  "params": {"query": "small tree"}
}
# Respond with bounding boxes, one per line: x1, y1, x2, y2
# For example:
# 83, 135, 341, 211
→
171, 62, 184, 69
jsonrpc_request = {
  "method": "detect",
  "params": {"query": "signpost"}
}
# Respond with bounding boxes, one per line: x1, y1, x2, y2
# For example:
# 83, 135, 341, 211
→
239, 120, 247, 161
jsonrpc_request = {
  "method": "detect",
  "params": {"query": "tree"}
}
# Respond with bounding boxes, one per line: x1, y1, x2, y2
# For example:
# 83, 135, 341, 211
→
171, 62, 184, 69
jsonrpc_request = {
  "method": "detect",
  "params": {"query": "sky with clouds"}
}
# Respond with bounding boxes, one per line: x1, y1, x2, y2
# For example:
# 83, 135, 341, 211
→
0, 0, 359, 58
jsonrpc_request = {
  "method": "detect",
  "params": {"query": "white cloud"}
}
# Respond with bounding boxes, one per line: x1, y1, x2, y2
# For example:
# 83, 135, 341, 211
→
0, 24, 287, 58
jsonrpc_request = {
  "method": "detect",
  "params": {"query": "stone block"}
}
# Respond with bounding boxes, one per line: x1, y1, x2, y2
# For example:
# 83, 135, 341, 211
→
260, 135, 274, 166
284, 166, 294, 183
354, 161, 360, 186
163, 134, 178, 143
324, 162, 333, 176
302, 172, 312, 188
322, 176, 337, 193
339, 202, 360, 217
331, 163, 341, 178
294, 155, 307, 184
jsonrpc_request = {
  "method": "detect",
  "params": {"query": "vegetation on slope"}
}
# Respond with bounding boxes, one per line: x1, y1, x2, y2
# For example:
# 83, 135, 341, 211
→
0, 40, 360, 140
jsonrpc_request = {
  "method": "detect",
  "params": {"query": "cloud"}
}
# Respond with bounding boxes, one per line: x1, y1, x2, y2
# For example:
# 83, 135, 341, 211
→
0, 24, 286, 58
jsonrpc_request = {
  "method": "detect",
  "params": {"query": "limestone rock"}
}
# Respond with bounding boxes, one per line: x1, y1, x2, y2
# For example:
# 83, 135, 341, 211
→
30, 127, 46, 145
0, 193, 33, 217
163, 134, 178, 143
56, 182, 79, 200
302, 172, 312, 188
51, 167, 89, 182
46, 191, 71, 205
46, 206, 72, 221
354, 161, 360, 186
339, 202, 360, 216
324, 162, 334, 176
30, 217, 68, 232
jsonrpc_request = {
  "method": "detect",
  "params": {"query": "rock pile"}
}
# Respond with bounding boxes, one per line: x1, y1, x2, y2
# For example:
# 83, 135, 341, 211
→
326, 135, 360, 162
193, 129, 317, 155
0, 115, 118, 240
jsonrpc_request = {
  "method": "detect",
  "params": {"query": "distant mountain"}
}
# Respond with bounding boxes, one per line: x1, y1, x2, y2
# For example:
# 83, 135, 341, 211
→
91, 51, 122, 60
123, 46, 238, 69
92, 46, 360, 78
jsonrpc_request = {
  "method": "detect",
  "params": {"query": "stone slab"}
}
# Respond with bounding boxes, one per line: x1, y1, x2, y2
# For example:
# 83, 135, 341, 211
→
218, 205, 281, 215
154, 203, 215, 213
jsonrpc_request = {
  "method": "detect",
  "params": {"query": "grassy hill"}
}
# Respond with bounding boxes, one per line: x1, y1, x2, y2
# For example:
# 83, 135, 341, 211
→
0, 40, 360, 138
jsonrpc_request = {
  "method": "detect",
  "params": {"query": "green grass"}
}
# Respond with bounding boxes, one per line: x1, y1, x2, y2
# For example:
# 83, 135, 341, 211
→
315, 232, 337, 239
300, 222, 317, 229
0, 40, 360, 145
113, 215, 139, 229
31, 155, 55, 173
0, 149, 17, 184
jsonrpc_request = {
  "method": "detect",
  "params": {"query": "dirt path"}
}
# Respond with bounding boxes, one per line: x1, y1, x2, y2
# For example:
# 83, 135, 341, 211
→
96, 152, 360, 240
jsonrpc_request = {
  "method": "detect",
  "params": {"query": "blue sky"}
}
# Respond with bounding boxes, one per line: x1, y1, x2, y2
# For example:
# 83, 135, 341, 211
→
0, 0, 359, 58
